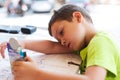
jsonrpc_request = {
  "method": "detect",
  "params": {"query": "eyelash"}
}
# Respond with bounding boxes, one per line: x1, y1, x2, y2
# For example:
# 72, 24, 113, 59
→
59, 29, 64, 36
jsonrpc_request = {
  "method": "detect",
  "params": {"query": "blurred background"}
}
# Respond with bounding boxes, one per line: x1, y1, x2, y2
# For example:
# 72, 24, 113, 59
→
0, 0, 120, 41
1, 1, 120, 79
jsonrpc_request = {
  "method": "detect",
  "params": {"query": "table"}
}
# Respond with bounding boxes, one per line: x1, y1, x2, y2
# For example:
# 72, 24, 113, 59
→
0, 32, 82, 80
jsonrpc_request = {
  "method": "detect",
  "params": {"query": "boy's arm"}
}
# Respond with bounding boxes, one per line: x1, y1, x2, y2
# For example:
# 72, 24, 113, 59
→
35, 65, 106, 80
19, 40, 73, 54
12, 57, 106, 80
36, 69, 88, 80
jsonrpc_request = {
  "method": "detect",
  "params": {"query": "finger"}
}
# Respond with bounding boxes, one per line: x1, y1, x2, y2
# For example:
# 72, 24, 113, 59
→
12, 69, 17, 75
0, 42, 7, 48
12, 65, 19, 71
12, 61, 23, 66
0, 42, 7, 58
0, 50, 5, 58
12, 64, 22, 76
14, 73, 22, 80
12, 67, 20, 78
12, 67, 24, 80
1, 47, 5, 58
24, 56, 33, 62
0, 54, 5, 59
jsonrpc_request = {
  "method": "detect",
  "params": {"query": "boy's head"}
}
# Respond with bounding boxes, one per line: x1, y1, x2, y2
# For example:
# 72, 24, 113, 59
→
48, 4, 93, 36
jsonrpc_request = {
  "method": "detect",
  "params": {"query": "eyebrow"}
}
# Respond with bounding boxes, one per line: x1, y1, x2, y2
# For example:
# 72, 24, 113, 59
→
55, 27, 61, 42
56, 27, 58, 37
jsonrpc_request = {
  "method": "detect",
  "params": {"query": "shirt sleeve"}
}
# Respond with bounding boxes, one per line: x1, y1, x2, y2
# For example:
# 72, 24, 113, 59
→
87, 36, 117, 76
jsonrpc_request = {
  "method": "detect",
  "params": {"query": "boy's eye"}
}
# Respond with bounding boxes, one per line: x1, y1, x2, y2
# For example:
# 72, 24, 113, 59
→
58, 26, 64, 37
59, 30, 63, 36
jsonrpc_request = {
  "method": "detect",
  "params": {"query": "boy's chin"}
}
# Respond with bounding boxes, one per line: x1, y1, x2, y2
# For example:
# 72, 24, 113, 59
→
73, 47, 79, 51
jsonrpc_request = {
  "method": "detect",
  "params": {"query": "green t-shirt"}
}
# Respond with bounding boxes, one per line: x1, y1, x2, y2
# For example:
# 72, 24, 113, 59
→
80, 31, 120, 80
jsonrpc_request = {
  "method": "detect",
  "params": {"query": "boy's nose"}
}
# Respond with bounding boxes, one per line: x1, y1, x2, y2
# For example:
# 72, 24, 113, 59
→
61, 39, 66, 46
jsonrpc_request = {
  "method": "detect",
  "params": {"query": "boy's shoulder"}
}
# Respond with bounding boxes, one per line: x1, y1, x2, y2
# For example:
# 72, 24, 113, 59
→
93, 31, 113, 40
90, 31, 120, 48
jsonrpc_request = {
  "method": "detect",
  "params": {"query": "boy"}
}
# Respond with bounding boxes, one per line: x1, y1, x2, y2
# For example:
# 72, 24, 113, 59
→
1, 4, 120, 80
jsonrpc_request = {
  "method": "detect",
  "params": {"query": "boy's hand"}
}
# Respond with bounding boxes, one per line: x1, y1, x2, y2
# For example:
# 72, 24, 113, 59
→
12, 56, 39, 80
0, 42, 7, 58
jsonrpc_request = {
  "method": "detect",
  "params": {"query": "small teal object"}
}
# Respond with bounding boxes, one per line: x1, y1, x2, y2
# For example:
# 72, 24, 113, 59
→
20, 51, 26, 58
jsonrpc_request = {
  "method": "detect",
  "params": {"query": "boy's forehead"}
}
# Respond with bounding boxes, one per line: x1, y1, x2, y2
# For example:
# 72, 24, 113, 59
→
51, 21, 59, 37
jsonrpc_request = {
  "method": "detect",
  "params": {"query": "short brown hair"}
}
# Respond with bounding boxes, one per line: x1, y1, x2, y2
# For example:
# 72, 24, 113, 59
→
48, 4, 93, 36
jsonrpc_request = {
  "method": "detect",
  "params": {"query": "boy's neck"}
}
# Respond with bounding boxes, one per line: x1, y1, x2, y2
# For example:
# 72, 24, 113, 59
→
85, 23, 97, 46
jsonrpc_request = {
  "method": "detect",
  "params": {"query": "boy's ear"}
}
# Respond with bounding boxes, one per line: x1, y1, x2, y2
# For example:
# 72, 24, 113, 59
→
72, 12, 82, 22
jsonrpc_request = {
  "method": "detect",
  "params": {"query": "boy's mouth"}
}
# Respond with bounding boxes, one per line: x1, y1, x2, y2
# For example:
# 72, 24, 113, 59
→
67, 42, 71, 48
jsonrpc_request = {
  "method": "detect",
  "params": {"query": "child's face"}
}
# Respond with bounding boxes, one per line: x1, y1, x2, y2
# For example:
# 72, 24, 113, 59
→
51, 16, 86, 51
